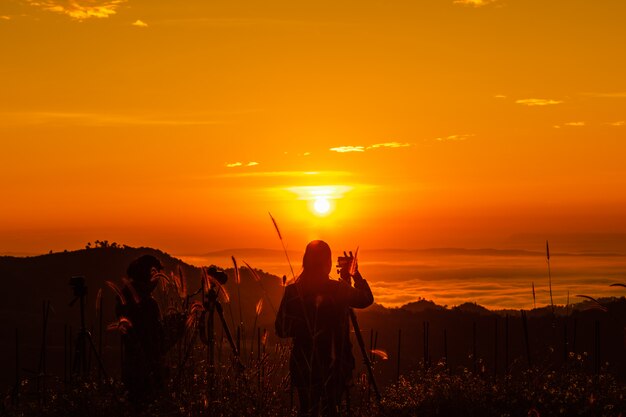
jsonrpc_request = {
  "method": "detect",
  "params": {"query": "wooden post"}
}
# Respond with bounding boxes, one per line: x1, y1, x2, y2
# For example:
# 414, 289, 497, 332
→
69, 326, 74, 383
119, 332, 123, 385
426, 321, 430, 368
494, 316, 498, 376
563, 322, 568, 362
423, 322, 427, 369
64, 324, 67, 384
423, 321, 430, 369
505, 314, 509, 373
572, 317, 577, 354
14, 328, 19, 407
396, 329, 402, 381
257, 327, 262, 392
443, 329, 448, 370
521, 310, 531, 368
99, 295, 104, 380
472, 321, 477, 374
594, 320, 600, 374
38, 300, 50, 404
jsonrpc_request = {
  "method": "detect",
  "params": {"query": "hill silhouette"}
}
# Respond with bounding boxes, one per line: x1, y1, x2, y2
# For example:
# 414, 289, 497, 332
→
1, 245, 625, 391
0, 246, 285, 390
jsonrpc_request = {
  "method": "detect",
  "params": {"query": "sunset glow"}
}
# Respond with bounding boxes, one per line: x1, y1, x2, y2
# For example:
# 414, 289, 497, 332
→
1, 0, 626, 309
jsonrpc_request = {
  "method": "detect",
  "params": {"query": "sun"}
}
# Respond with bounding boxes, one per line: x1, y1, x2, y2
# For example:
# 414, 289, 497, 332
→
285, 185, 350, 217
313, 196, 332, 215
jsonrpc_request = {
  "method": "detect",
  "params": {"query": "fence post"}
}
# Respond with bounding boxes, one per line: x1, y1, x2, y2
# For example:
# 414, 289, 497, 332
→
396, 328, 402, 381
443, 328, 448, 371
14, 328, 19, 407
494, 316, 498, 376
594, 320, 600, 374
472, 321, 477, 373
505, 314, 509, 372
521, 310, 531, 368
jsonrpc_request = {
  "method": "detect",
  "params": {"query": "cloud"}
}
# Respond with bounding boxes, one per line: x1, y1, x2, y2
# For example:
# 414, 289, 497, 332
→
330, 142, 411, 153
516, 98, 563, 106
132, 19, 147, 27
26, 0, 125, 20
608, 121, 625, 127
215, 170, 351, 179
367, 142, 411, 149
435, 134, 474, 142
554, 122, 586, 129
1, 15, 11, 20
453, 0, 497, 7
330, 146, 365, 153
225, 161, 259, 168
0, 111, 227, 126
286, 185, 353, 201
494, 94, 507, 99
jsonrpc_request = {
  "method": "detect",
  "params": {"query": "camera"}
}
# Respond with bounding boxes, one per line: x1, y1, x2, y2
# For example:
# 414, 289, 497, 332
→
69, 275, 87, 297
205, 265, 228, 285
336, 256, 352, 270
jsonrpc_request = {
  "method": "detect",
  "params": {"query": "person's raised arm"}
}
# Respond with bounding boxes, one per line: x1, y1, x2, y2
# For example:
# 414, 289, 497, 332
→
349, 269, 374, 308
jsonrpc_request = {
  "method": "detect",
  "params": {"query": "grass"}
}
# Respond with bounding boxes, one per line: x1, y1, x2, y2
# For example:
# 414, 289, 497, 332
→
4, 352, 625, 417
382, 357, 625, 417
3, 252, 626, 417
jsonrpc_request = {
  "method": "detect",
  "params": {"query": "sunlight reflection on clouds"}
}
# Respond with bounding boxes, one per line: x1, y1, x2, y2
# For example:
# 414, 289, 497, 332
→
26, 0, 125, 20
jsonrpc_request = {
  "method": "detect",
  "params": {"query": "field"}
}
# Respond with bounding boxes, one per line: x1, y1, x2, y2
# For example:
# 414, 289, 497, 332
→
1, 246, 625, 416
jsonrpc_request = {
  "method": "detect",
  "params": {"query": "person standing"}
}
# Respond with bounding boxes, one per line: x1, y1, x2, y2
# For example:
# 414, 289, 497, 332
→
275, 240, 374, 417
116, 254, 166, 403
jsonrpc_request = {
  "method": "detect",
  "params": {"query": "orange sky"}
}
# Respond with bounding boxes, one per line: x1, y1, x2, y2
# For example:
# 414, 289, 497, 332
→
1, 0, 625, 256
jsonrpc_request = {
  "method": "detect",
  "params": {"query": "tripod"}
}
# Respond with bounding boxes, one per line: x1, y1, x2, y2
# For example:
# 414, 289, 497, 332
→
69, 276, 108, 379
176, 277, 243, 386
199, 281, 242, 370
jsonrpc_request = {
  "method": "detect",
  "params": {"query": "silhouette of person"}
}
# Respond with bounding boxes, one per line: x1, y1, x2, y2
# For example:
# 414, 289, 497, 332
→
116, 255, 166, 403
275, 240, 374, 417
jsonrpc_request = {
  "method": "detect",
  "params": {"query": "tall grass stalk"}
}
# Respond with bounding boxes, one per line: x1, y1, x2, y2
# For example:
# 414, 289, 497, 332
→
243, 260, 277, 314
232, 256, 245, 356
546, 240, 555, 315
269, 212, 296, 281
269, 212, 313, 338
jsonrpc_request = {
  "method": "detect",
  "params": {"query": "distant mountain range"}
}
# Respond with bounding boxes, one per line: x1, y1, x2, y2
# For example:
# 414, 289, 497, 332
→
197, 247, 625, 259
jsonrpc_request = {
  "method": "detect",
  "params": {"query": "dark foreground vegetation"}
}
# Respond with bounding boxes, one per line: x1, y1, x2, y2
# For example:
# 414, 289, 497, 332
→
3, 354, 625, 416
2, 246, 625, 416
